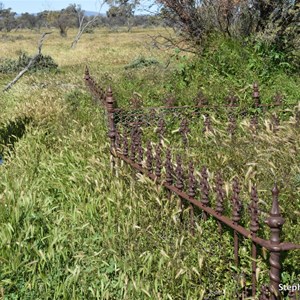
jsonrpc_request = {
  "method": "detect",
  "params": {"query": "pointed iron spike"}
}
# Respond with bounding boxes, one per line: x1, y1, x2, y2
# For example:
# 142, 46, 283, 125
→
265, 184, 285, 297
106, 86, 115, 111
250, 184, 259, 234
200, 165, 210, 207
188, 163, 196, 199
270, 183, 281, 216
155, 143, 162, 178
84, 66, 90, 79
253, 82, 259, 93
253, 82, 260, 107
137, 137, 143, 166
215, 172, 225, 215
165, 148, 173, 185
175, 155, 184, 191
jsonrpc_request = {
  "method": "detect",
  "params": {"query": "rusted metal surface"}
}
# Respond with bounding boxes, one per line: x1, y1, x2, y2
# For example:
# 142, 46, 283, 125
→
84, 68, 300, 300
265, 185, 286, 300
250, 185, 259, 297
146, 142, 153, 174
232, 177, 241, 267
175, 154, 184, 223
106, 87, 116, 156
200, 166, 210, 220
253, 82, 261, 108
188, 161, 196, 235
215, 172, 225, 233
114, 151, 300, 251
84, 66, 105, 105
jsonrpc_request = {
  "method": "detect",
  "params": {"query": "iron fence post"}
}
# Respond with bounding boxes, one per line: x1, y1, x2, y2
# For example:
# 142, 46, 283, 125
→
250, 185, 259, 297
188, 161, 196, 235
265, 184, 285, 300
232, 177, 241, 268
106, 87, 116, 169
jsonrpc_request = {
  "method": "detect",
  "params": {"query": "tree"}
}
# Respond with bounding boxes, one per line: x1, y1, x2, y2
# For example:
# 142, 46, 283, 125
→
71, 5, 99, 48
49, 4, 78, 37
0, 3, 17, 32
156, 0, 300, 51
105, 0, 140, 30
17, 13, 37, 29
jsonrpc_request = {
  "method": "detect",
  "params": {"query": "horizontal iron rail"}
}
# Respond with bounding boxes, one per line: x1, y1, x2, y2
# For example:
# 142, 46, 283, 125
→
113, 149, 300, 253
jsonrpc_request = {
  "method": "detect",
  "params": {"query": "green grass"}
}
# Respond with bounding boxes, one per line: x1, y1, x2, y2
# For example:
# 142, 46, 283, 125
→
0, 28, 299, 299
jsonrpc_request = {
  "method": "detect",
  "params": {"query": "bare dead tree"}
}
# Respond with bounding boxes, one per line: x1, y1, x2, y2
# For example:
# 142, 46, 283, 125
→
71, 13, 99, 49
3, 32, 52, 92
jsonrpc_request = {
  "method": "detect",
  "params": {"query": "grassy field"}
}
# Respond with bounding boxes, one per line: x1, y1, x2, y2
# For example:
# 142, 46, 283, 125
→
0, 27, 299, 299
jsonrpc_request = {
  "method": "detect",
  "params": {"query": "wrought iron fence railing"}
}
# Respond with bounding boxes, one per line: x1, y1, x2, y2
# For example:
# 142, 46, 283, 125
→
84, 67, 300, 300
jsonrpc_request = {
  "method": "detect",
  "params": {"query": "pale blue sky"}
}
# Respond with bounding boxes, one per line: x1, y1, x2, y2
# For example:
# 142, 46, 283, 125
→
1, 0, 108, 13
1, 0, 157, 14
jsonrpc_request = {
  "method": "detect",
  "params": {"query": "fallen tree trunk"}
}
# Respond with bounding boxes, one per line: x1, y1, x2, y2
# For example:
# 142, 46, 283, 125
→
3, 32, 52, 92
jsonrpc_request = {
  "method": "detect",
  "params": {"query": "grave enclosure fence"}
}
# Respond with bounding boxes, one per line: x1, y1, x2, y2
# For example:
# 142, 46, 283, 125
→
84, 67, 300, 300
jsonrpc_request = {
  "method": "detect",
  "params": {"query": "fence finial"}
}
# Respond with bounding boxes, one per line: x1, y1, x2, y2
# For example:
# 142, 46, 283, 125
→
188, 162, 196, 198
250, 185, 259, 234
146, 142, 153, 174
265, 184, 285, 299
253, 82, 260, 108
84, 65, 90, 80
200, 166, 210, 206
155, 144, 162, 179
188, 161, 196, 235
250, 184, 259, 297
200, 166, 210, 221
137, 139, 143, 167
232, 177, 241, 223
175, 155, 184, 191
165, 148, 173, 185
106, 86, 116, 156
215, 172, 225, 215
203, 114, 212, 133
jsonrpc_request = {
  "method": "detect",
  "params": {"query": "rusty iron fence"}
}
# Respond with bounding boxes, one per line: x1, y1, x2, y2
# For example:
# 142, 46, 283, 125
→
84, 67, 300, 300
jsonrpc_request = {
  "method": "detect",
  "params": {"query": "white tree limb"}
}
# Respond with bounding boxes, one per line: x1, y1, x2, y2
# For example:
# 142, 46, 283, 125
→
3, 32, 52, 92
71, 14, 99, 49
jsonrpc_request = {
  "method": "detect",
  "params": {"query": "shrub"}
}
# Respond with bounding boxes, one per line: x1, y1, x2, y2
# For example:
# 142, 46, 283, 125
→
0, 52, 58, 73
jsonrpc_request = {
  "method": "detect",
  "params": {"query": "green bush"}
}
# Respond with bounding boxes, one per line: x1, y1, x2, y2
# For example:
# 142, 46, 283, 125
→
0, 52, 58, 74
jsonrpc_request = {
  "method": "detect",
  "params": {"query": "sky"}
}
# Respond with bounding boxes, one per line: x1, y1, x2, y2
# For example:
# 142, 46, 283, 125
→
1, 0, 109, 14
1, 0, 158, 14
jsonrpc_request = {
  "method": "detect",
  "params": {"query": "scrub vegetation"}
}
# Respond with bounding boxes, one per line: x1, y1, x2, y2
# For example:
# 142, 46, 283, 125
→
0, 23, 299, 299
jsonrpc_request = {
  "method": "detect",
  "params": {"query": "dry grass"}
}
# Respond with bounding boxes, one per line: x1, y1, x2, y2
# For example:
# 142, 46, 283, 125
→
0, 27, 299, 300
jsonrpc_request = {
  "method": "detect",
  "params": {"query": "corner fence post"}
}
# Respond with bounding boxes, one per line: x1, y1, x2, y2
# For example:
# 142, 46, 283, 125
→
265, 184, 285, 300
105, 86, 117, 170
